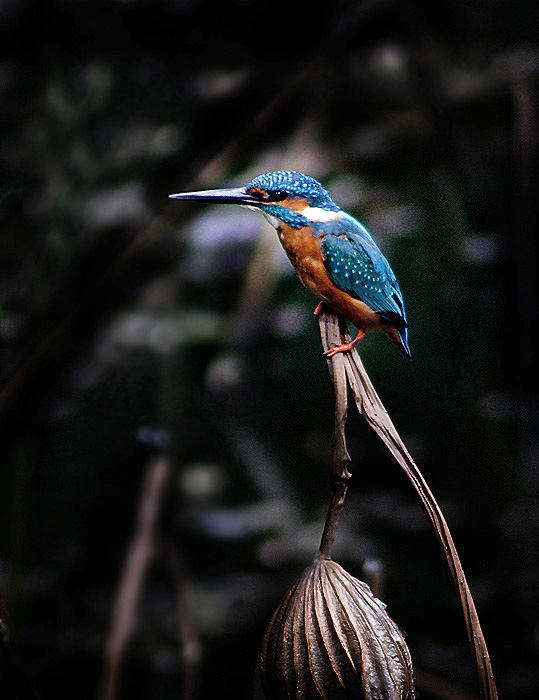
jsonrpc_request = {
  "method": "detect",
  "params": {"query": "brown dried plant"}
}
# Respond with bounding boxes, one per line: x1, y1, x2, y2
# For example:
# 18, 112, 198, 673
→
255, 311, 498, 700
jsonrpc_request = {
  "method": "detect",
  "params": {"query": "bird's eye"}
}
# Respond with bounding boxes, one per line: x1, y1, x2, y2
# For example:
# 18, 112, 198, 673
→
247, 187, 289, 202
268, 190, 288, 202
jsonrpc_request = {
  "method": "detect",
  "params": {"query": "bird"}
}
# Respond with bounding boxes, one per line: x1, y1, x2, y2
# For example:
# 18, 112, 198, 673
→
169, 171, 410, 358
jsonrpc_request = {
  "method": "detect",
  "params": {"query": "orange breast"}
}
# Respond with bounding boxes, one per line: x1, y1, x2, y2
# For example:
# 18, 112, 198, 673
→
277, 224, 383, 331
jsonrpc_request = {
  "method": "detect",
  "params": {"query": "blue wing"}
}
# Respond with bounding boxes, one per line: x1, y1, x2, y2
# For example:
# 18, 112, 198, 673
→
318, 216, 408, 330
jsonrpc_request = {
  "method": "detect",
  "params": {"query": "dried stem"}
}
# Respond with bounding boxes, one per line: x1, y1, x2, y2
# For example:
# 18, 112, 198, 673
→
318, 313, 351, 558
318, 311, 498, 700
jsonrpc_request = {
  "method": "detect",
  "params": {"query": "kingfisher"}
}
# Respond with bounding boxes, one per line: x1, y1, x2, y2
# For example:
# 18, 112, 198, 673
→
169, 171, 410, 358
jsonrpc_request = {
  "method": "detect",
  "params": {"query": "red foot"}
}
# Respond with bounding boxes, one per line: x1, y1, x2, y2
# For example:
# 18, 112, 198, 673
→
326, 329, 366, 357
314, 302, 325, 316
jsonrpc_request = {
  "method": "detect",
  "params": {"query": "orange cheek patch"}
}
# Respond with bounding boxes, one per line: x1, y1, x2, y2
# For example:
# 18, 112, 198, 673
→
287, 197, 310, 212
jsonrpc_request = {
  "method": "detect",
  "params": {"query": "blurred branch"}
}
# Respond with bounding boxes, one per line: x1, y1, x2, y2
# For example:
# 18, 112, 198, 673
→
318, 311, 498, 700
513, 79, 539, 390
191, 0, 398, 190
168, 548, 202, 700
203, 112, 332, 506
225, 225, 281, 352
98, 455, 173, 700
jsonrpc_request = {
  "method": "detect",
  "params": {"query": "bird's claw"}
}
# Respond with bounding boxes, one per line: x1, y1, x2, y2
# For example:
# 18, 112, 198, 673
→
324, 330, 366, 358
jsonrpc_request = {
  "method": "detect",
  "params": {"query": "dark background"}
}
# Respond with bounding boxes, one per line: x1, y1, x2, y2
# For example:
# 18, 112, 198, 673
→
1, 0, 538, 698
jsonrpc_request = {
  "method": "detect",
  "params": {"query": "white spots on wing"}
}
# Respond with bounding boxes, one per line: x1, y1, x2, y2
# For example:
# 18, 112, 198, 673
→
328, 249, 386, 294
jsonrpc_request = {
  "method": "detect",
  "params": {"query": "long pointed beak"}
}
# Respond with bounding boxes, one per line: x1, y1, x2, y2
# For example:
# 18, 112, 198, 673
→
168, 186, 261, 206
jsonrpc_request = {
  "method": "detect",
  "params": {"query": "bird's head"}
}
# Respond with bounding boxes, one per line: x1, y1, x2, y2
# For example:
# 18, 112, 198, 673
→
169, 171, 341, 229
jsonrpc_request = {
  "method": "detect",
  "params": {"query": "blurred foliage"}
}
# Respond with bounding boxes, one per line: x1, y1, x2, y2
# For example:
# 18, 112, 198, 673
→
1, 0, 539, 699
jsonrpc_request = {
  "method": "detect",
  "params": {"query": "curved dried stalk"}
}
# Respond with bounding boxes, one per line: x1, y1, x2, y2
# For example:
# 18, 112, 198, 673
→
318, 311, 498, 700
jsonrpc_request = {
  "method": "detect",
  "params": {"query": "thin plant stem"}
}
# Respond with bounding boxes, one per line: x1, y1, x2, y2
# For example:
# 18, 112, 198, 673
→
318, 314, 351, 558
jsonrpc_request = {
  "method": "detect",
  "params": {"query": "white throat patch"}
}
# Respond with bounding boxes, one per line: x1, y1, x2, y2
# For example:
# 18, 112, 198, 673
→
260, 210, 281, 229
298, 206, 342, 222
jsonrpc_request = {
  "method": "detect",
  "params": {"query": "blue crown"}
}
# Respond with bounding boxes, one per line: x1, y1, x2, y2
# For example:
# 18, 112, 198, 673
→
247, 171, 340, 211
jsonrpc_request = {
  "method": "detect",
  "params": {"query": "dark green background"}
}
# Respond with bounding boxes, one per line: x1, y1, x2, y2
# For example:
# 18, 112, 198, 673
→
1, 1, 538, 698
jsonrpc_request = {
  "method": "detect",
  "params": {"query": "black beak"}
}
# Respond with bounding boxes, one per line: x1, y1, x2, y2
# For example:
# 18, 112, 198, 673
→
169, 186, 261, 206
